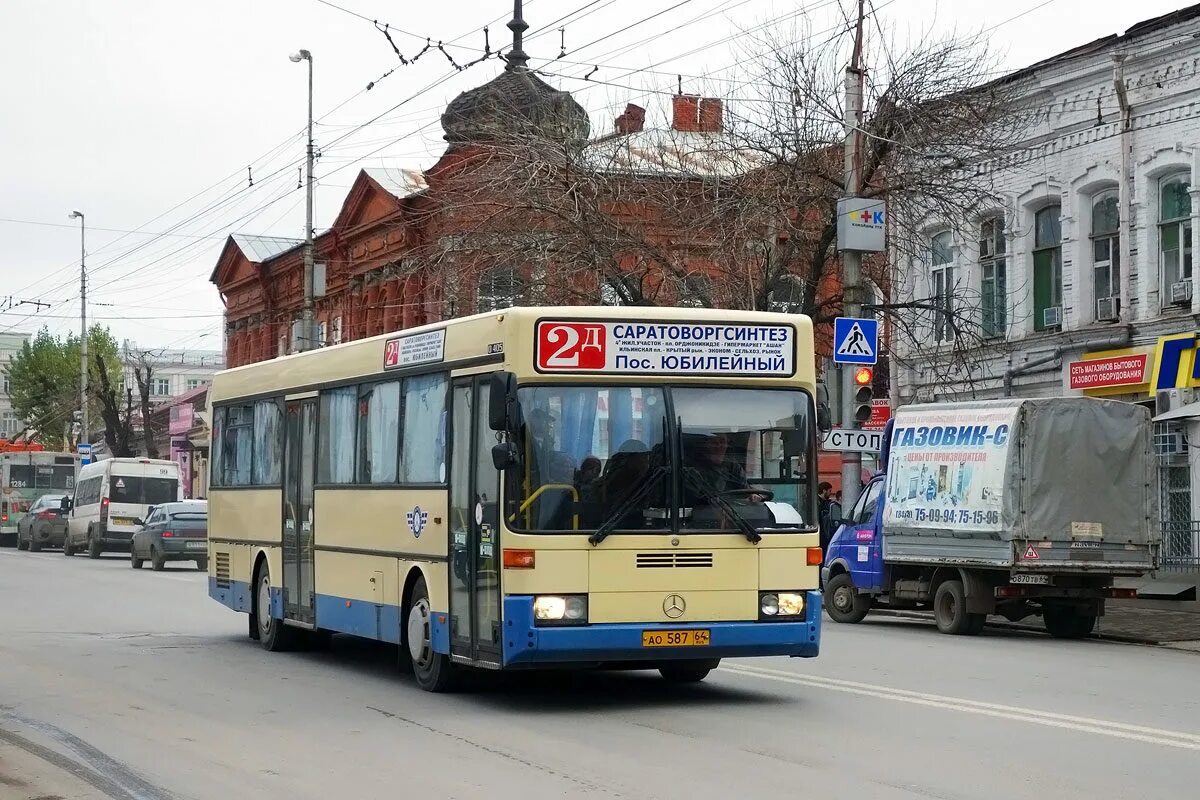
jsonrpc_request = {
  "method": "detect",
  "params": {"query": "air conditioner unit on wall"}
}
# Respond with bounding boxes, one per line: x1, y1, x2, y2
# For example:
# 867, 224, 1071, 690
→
1095, 296, 1119, 321
1042, 306, 1062, 328
1170, 280, 1192, 305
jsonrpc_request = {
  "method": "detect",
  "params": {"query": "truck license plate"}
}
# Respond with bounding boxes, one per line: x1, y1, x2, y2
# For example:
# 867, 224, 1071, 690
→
642, 629, 710, 647
1010, 573, 1050, 585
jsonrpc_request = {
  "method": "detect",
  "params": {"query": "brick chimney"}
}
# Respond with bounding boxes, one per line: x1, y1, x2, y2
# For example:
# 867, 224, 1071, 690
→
671, 95, 723, 133
614, 103, 646, 134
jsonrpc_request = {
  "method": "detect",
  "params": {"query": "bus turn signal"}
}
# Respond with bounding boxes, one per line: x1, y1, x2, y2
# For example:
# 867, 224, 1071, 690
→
502, 549, 535, 569
806, 547, 823, 566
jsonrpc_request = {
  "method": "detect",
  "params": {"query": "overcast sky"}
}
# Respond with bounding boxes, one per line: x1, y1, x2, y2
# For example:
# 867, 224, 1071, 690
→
0, 0, 1189, 353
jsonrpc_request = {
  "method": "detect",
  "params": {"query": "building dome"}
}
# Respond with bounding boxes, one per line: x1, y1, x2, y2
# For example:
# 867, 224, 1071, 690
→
441, 68, 591, 144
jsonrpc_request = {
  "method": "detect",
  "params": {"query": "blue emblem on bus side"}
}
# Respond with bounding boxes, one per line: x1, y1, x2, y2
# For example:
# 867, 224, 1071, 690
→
406, 506, 429, 538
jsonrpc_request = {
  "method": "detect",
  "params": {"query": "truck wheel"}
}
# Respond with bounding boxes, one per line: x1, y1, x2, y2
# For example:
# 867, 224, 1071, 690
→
933, 580, 980, 635
824, 573, 871, 623
1043, 606, 1097, 639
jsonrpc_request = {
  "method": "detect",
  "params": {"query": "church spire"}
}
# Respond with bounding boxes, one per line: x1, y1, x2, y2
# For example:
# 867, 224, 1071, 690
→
505, 0, 529, 71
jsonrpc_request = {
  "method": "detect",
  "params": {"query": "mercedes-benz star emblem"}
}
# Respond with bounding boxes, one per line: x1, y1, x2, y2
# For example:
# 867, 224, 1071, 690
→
663, 594, 686, 619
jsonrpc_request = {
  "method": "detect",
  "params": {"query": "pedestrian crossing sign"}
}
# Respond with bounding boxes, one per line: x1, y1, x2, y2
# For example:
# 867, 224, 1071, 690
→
833, 317, 878, 365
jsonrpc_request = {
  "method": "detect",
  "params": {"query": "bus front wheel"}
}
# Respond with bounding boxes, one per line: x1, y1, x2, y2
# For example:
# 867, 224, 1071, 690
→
406, 576, 455, 692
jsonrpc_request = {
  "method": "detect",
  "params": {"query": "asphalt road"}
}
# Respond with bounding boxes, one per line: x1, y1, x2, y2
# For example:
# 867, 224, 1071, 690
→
2, 548, 1198, 800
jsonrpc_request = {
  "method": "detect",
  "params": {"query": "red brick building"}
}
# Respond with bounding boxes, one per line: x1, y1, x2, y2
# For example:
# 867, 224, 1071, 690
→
211, 58, 864, 368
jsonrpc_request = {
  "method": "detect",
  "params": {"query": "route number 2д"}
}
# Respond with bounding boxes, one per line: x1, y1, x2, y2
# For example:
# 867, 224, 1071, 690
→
537, 322, 607, 371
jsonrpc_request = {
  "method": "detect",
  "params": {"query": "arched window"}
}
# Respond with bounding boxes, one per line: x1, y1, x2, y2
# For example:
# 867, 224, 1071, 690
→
1091, 190, 1119, 318
930, 231, 954, 342
477, 266, 523, 312
979, 217, 1006, 338
1033, 205, 1062, 330
1160, 173, 1193, 305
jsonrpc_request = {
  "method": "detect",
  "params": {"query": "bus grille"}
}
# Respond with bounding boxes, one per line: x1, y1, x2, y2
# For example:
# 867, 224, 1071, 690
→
215, 552, 231, 588
636, 552, 713, 569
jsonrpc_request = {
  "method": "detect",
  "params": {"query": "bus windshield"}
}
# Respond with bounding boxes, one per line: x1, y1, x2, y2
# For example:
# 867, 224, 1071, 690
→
511, 385, 815, 533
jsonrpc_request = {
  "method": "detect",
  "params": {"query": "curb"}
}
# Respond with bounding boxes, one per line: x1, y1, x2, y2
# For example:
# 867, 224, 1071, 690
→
865, 607, 1164, 646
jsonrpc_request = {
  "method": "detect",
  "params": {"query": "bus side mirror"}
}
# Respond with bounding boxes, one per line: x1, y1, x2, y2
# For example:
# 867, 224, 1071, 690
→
488, 371, 519, 432
491, 443, 519, 471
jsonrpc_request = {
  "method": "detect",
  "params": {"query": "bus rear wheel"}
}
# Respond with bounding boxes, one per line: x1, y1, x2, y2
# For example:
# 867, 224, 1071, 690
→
406, 576, 455, 692
659, 659, 720, 683
255, 561, 301, 652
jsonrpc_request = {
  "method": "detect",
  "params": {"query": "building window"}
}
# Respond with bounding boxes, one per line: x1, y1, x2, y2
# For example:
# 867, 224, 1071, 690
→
186, 378, 207, 391
979, 218, 1007, 338
331, 315, 343, 345
3, 376, 10, 395
1091, 190, 1119, 319
1033, 205, 1062, 330
1160, 172, 1193, 304
677, 272, 712, 308
1, 410, 18, 436
318, 321, 328, 348
477, 266, 523, 312
153, 377, 171, 396
278, 331, 288, 358
930, 231, 954, 342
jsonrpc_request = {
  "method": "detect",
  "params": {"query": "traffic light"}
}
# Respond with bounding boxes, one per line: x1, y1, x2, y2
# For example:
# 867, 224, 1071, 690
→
853, 366, 874, 425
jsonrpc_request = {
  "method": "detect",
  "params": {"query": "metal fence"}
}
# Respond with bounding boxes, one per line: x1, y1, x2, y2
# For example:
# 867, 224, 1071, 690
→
1162, 521, 1200, 572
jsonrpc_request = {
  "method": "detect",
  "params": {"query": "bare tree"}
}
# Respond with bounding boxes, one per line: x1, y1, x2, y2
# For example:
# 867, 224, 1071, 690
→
129, 353, 160, 459
393, 20, 1028, 390
94, 353, 136, 458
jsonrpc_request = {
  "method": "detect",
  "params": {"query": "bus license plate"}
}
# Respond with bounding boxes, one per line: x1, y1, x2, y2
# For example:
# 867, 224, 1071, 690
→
1011, 573, 1050, 585
642, 629, 710, 647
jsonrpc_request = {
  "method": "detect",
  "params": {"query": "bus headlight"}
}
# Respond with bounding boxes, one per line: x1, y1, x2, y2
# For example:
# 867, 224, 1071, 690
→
760, 592, 805, 618
533, 595, 588, 625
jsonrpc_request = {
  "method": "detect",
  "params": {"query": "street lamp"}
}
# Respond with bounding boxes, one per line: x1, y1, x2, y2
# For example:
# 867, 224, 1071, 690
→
68, 210, 87, 445
290, 49, 316, 352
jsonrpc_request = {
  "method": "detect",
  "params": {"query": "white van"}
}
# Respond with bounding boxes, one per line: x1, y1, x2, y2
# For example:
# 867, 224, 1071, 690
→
64, 458, 181, 558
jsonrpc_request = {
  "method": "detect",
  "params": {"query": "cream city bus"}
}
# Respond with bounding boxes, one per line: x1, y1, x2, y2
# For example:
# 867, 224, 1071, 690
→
207, 306, 823, 691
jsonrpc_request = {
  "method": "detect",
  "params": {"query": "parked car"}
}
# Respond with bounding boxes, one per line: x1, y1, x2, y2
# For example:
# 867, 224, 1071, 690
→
16, 494, 69, 552
130, 501, 208, 571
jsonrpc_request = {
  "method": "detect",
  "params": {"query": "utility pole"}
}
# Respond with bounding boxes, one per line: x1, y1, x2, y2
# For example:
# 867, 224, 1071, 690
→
69, 210, 88, 445
840, 0, 867, 511
290, 48, 316, 351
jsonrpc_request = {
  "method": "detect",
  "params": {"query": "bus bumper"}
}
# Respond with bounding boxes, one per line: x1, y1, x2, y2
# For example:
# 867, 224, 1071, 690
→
501, 591, 821, 667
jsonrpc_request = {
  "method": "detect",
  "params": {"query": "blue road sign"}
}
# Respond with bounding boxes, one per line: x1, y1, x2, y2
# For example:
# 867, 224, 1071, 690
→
833, 317, 878, 365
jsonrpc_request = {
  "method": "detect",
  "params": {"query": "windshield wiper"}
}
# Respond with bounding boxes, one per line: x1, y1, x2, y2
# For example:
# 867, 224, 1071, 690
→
589, 466, 668, 546
680, 466, 762, 544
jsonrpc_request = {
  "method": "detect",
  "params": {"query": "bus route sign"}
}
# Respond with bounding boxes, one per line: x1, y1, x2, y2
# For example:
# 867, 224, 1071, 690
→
534, 320, 796, 377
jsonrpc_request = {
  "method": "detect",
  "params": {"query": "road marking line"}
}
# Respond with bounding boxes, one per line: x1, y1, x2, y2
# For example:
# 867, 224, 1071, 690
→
722, 663, 1200, 751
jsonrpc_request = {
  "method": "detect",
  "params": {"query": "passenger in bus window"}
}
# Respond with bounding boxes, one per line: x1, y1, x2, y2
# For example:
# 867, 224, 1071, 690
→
592, 440, 653, 529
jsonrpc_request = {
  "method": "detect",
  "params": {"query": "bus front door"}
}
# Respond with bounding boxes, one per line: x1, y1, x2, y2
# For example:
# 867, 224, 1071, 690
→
449, 377, 502, 665
283, 399, 317, 626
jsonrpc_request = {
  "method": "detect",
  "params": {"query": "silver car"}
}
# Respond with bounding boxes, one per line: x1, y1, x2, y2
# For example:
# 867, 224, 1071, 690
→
17, 494, 69, 552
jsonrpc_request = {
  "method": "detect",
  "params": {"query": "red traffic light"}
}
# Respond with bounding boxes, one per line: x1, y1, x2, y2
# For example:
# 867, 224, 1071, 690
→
853, 367, 874, 386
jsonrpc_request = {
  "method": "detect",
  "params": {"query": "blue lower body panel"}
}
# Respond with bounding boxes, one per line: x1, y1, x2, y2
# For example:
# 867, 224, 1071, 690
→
208, 578, 449, 653
501, 591, 822, 667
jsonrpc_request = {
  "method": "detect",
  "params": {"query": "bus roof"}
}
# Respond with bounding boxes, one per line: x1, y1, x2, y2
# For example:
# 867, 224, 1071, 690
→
211, 306, 816, 405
